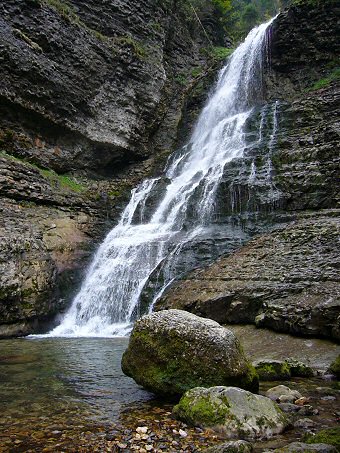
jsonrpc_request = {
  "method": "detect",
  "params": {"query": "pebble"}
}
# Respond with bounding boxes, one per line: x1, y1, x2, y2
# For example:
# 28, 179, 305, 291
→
136, 426, 148, 434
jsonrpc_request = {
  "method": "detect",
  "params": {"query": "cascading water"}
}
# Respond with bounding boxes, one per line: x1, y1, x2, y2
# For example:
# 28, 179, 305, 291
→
50, 18, 276, 337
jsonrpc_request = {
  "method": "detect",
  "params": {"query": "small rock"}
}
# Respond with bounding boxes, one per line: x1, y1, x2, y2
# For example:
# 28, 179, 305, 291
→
295, 397, 309, 406
298, 405, 318, 416
293, 418, 317, 430
179, 429, 188, 438
266, 385, 302, 403
136, 426, 148, 434
279, 403, 301, 413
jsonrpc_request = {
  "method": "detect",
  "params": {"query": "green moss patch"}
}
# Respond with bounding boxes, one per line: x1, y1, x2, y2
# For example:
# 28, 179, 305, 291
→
308, 67, 340, 91
173, 392, 229, 426
0, 150, 85, 193
306, 427, 340, 449
329, 355, 340, 379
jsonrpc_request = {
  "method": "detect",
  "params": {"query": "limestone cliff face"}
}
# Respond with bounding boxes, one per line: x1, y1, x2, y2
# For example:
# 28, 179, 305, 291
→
0, 0, 224, 336
156, 0, 340, 340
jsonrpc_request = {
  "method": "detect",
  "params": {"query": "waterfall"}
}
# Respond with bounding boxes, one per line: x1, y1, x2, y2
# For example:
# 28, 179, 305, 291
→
50, 18, 276, 337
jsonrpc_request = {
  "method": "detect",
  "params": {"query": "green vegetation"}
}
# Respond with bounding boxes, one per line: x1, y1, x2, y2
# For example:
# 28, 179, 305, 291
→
174, 74, 188, 86
329, 354, 340, 379
173, 391, 229, 426
255, 361, 291, 381
306, 427, 340, 449
180, 0, 290, 42
114, 36, 146, 59
211, 46, 234, 61
308, 67, 340, 91
0, 150, 85, 193
224, 0, 288, 40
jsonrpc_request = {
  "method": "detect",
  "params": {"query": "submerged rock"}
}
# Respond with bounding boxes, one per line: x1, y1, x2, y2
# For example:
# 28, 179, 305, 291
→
173, 386, 288, 439
121, 310, 258, 397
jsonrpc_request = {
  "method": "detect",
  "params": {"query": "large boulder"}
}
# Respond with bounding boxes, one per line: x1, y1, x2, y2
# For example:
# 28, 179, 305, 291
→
173, 386, 289, 439
121, 309, 258, 397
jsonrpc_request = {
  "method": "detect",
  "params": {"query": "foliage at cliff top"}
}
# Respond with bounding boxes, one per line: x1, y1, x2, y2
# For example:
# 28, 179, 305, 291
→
189, 0, 289, 41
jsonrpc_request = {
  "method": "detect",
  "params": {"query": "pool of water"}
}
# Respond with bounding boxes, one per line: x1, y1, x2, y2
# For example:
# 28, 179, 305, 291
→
0, 329, 339, 452
0, 338, 154, 424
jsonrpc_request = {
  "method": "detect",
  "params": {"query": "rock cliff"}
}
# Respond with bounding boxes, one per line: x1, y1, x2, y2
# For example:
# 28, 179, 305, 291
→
156, 0, 340, 340
0, 0, 225, 336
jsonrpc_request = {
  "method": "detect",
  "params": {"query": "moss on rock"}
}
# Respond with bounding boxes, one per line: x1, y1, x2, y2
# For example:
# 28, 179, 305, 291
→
173, 386, 289, 439
254, 360, 291, 381
305, 427, 340, 449
328, 355, 340, 379
121, 310, 259, 397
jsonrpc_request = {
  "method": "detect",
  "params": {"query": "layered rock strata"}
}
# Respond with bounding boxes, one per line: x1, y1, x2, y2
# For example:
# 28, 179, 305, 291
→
0, 0, 224, 336
156, 0, 340, 341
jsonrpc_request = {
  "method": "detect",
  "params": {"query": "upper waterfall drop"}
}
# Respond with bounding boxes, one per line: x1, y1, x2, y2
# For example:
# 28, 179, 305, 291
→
49, 17, 276, 337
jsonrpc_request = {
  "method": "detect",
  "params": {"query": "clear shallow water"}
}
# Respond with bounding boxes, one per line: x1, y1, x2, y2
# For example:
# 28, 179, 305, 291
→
0, 332, 339, 452
0, 338, 154, 424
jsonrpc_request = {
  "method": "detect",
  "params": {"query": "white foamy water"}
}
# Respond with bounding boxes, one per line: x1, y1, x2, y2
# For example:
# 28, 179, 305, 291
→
49, 18, 276, 337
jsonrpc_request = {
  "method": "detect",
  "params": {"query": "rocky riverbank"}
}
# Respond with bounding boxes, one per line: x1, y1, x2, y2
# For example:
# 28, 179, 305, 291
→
119, 310, 340, 452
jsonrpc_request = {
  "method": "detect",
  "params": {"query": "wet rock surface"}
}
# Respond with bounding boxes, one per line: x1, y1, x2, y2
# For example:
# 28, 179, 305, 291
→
156, 214, 340, 341
122, 310, 258, 397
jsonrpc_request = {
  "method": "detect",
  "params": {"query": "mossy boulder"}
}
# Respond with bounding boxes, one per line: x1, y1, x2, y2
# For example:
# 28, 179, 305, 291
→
328, 355, 340, 379
173, 386, 289, 439
254, 360, 291, 381
121, 310, 258, 397
285, 358, 314, 378
254, 359, 314, 381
